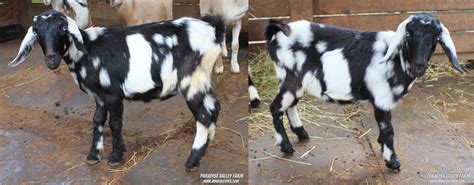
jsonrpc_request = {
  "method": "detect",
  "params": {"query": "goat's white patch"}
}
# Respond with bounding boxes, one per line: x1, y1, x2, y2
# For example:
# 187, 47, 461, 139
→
165, 37, 173, 48
408, 79, 416, 91
420, 20, 431, 25
70, 72, 79, 86
153, 53, 158, 62
274, 132, 283, 145
379, 122, 387, 130
208, 122, 216, 141
171, 35, 178, 46
80, 66, 87, 79
92, 57, 100, 69
122, 34, 155, 96
248, 85, 260, 101
285, 20, 313, 48
96, 136, 104, 150
316, 41, 328, 53
287, 106, 303, 128
203, 94, 216, 113
392, 85, 404, 95
41, 14, 52, 20
383, 144, 393, 161
295, 51, 307, 71
273, 63, 287, 83
280, 92, 295, 111
302, 71, 322, 98
186, 18, 217, 55
192, 121, 209, 149
365, 33, 396, 111
85, 27, 105, 41
321, 49, 353, 101
99, 68, 111, 87
159, 53, 177, 96
276, 48, 295, 70
318, 24, 326, 28
98, 126, 103, 132
295, 88, 304, 98
153, 34, 165, 45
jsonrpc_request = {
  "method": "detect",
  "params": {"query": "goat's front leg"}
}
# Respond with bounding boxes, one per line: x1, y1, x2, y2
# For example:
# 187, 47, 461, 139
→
230, 20, 241, 73
270, 90, 298, 155
374, 107, 400, 172
184, 91, 220, 171
86, 100, 107, 164
106, 98, 126, 166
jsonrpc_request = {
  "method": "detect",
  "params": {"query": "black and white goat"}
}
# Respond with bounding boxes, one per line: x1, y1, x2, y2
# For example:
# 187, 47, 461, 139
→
9, 10, 224, 171
264, 13, 464, 172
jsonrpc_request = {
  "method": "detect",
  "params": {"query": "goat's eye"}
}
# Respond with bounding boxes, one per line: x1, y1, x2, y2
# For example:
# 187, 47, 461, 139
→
405, 32, 410, 37
62, 25, 67, 32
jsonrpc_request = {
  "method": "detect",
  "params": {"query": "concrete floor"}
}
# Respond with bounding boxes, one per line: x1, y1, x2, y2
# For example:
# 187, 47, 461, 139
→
0, 39, 249, 184
248, 63, 474, 184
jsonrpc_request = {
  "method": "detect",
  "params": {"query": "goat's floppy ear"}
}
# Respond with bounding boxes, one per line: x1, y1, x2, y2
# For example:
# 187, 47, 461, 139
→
66, 17, 88, 54
438, 23, 465, 73
381, 16, 413, 62
9, 27, 37, 67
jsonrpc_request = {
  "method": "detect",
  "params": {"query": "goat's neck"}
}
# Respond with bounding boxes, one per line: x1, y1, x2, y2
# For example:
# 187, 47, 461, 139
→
391, 47, 417, 89
62, 30, 90, 69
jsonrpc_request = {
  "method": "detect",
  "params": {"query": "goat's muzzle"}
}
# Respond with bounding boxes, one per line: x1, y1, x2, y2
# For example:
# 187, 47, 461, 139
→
45, 54, 62, 69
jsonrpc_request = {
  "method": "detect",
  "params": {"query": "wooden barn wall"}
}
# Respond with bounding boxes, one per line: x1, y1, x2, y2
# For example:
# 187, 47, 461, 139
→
4, 0, 247, 34
249, 0, 474, 54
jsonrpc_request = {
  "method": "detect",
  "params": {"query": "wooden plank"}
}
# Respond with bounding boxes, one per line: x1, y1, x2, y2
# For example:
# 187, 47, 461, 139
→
314, 0, 474, 15
313, 12, 474, 32
89, 3, 122, 26
174, 0, 199, 5
290, 0, 313, 21
173, 4, 200, 18
249, 0, 289, 18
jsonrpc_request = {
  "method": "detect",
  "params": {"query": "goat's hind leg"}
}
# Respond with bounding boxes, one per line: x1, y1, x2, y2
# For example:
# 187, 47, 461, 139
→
374, 106, 401, 172
230, 21, 241, 73
287, 104, 309, 142
106, 98, 126, 167
86, 99, 107, 164
184, 91, 220, 171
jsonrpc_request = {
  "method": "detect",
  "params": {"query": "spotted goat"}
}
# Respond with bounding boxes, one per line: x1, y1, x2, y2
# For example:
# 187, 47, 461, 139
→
264, 13, 465, 172
9, 10, 224, 171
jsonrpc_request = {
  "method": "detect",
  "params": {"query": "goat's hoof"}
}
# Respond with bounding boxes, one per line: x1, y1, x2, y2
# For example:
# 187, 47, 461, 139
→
86, 159, 100, 165
107, 152, 123, 167
250, 98, 261, 108
86, 154, 100, 165
281, 143, 295, 155
107, 161, 121, 167
230, 64, 240, 74
214, 66, 224, 74
185, 161, 200, 172
185, 166, 199, 172
385, 158, 401, 172
297, 132, 310, 142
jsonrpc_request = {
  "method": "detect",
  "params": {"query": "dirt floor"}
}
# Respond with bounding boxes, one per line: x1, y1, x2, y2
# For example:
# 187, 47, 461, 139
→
248, 57, 474, 184
0, 39, 249, 184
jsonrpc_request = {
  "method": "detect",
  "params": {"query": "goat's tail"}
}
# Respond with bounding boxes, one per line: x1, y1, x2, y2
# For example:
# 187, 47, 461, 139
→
201, 15, 225, 44
265, 20, 291, 42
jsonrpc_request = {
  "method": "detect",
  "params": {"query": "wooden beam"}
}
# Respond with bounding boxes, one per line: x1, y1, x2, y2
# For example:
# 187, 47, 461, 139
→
290, 0, 313, 21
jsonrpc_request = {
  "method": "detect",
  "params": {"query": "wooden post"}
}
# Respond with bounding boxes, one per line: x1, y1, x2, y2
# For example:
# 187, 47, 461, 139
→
290, 0, 313, 21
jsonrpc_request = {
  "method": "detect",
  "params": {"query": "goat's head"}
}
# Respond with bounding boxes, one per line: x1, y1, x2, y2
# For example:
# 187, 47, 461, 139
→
9, 11, 87, 69
382, 13, 464, 77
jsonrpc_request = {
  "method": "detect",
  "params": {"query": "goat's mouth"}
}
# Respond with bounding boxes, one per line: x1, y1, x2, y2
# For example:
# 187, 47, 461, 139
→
45, 54, 62, 69
412, 67, 427, 77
